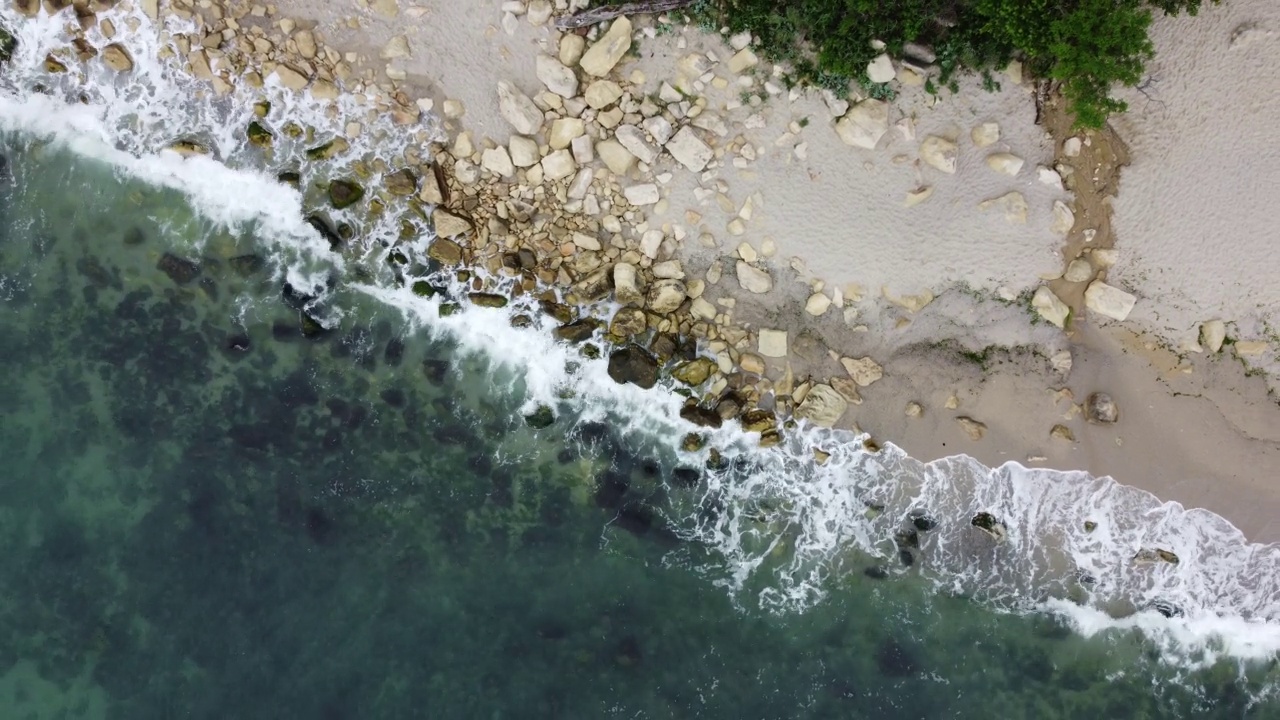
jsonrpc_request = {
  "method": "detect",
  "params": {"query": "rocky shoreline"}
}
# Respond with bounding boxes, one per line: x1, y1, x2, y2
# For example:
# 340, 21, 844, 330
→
11, 0, 1280, 541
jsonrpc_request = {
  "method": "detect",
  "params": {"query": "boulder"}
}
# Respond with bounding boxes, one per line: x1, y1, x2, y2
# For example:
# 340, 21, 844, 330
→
835, 99, 889, 149
971, 122, 1000, 148
432, 211, 472, 240
736, 261, 772, 293
549, 118, 585, 149
579, 16, 632, 77
740, 409, 776, 433
607, 343, 659, 389
328, 179, 365, 209
540, 150, 576, 181
919, 135, 957, 173
1063, 258, 1093, 283
666, 126, 713, 172
559, 33, 586, 66
986, 152, 1024, 176
497, 81, 544, 135
384, 168, 417, 196
615, 125, 658, 165
247, 121, 273, 147
613, 263, 644, 307
1085, 392, 1118, 424
427, 237, 464, 264
758, 329, 787, 358
554, 318, 600, 343
1134, 548, 1180, 564
584, 79, 624, 109
469, 293, 508, 308
866, 53, 895, 83
481, 146, 515, 177
535, 54, 578, 97
956, 416, 986, 440
1200, 320, 1226, 353
609, 307, 647, 337
841, 356, 883, 387
794, 384, 848, 427
157, 253, 200, 284
1032, 286, 1070, 328
274, 64, 310, 91
623, 183, 659, 206
524, 406, 555, 428
102, 43, 134, 72
680, 403, 723, 429
509, 136, 539, 167
1084, 281, 1136, 321
727, 48, 758, 74
672, 357, 715, 386
597, 139, 635, 175
646, 279, 686, 314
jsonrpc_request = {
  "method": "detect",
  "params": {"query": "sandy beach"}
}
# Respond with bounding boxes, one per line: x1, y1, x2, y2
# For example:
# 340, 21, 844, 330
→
18, 0, 1280, 539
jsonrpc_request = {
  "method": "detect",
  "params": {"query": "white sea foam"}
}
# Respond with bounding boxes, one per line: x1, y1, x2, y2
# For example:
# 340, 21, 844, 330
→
2, 3, 1279, 667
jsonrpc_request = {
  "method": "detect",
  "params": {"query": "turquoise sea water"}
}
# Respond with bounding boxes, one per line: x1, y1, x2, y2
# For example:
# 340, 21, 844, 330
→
2, 7, 1280, 720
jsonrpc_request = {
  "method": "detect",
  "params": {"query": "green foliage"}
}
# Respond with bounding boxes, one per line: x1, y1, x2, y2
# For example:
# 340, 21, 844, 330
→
667, 0, 1218, 128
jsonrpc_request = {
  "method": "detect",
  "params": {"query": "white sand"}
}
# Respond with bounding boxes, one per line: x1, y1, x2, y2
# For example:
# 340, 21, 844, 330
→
1109, 0, 1280, 382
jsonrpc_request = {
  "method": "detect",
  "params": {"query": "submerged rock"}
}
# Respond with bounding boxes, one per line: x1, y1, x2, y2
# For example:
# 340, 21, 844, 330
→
306, 214, 343, 251
910, 509, 938, 532
246, 121, 273, 147
156, 253, 200, 284
229, 254, 265, 277
971, 512, 1007, 541
306, 137, 349, 160
328, 179, 365, 209
384, 168, 418, 196
608, 344, 659, 389
1133, 548, 1179, 565
524, 405, 555, 429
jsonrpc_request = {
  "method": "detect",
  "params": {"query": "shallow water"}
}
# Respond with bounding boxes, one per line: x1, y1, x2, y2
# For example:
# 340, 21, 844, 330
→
2, 5, 1280, 719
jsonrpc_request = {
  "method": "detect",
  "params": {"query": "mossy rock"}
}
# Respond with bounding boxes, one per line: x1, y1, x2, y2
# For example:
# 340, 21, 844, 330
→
411, 280, 444, 298
739, 409, 776, 434
580, 343, 601, 359
671, 357, 715, 387
468, 292, 508, 308
305, 137, 349, 160
524, 406, 555, 429
439, 303, 460, 317
283, 122, 305, 138
607, 344, 659, 389
0, 26, 16, 64
554, 318, 599, 343
156, 253, 200, 285
681, 433, 705, 452
253, 100, 271, 118
328, 179, 365, 209
300, 313, 329, 339
679, 403, 722, 429
277, 170, 301, 187
246, 121, 274, 147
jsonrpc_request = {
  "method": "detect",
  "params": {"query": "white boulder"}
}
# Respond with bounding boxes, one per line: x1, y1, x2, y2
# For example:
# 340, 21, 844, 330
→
834, 99, 889, 150
920, 136, 958, 173
665, 126, 713, 172
579, 16, 632, 77
497, 81, 543, 135
1084, 281, 1137, 321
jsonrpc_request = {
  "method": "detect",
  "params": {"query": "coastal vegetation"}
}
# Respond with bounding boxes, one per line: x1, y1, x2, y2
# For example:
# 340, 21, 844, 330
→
601, 0, 1218, 127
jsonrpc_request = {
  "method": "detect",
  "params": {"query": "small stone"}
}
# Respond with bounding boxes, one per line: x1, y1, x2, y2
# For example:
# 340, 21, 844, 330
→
442, 99, 466, 118
956, 416, 986, 440
1200, 320, 1226, 353
571, 135, 595, 164
905, 402, 923, 418
920, 136, 957, 174
841, 356, 883, 387
1050, 424, 1075, 441
1084, 281, 1136, 322
971, 122, 1000, 147
559, 34, 586, 67
584, 79, 624, 110
549, 118, 586, 149
834, 99, 889, 150
736, 261, 772, 294
482, 146, 516, 178
540, 149, 577, 181
646, 279, 686, 314
497, 81, 544, 135
1038, 166, 1064, 189
903, 186, 934, 207
1032, 286, 1071, 328
579, 16, 632, 77
805, 292, 831, 316
527, 0, 552, 24
615, 125, 658, 165
643, 115, 674, 146
1085, 392, 1118, 424
535, 54, 578, 98
737, 243, 757, 263
758, 329, 788, 358
652, 260, 684, 279
986, 152, 1024, 176
794, 384, 848, 428
509, 136, 539, 167
1063, 137, 1083, 157
597, 139, 635, 175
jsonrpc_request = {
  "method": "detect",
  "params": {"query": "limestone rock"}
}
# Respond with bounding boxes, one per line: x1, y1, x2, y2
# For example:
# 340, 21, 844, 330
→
795, 384, 848, 427
643, 116, 674, 146
497, 81, 543, 135
623, 183, 659, 206
432, 210, 472, 239
835, 99, 889, 150
727, 48, 758, 74
986, 152, 1024, 176
646, 279, 686, 314
956, 416, 986, 440
1235, 341, 1268, 356
1051, 200, 1075, 235
579, 16, 631, 77
739, 353, 765, 374
1064, 258, 1092, 283
607, 343, 658, 389
274, 64, 310, 91
509, 136, 539, 167
920, 135, 957, 174
481, 146, 515, 178
596, 139, 635, 175
559, 33, 586, 66
584, 79, 623, 109
979, 191, 1028, 224
758, 329, 788, 358
540, 149, 576, 181
1085, 392, 1118, 424
905, 402, 923, 418
841, 356, 883, 387
805, 292, 831, 316
1032, 286, 1070, 328
102, 43, 134, 72
1200, 320, 1226, 353
736, 261, 772, 294
615, 125, 658, 165
666, 126, 712, 172
535, 54, 578, 98
1084, 281, 1136, 321
971, 122, 999, 148
866, 53, 895, 83
549, 118, 585, 149
1050, 424, 1075, 442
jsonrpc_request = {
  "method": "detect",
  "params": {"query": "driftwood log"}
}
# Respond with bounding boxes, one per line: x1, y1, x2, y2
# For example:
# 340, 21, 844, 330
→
554, 0, 698, 30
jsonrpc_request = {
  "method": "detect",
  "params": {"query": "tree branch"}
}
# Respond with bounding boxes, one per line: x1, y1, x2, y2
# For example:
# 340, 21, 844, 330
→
554, 0, 698, 30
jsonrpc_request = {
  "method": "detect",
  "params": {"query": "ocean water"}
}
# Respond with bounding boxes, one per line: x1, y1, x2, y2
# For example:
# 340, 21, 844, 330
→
2, 6, 1280, 719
